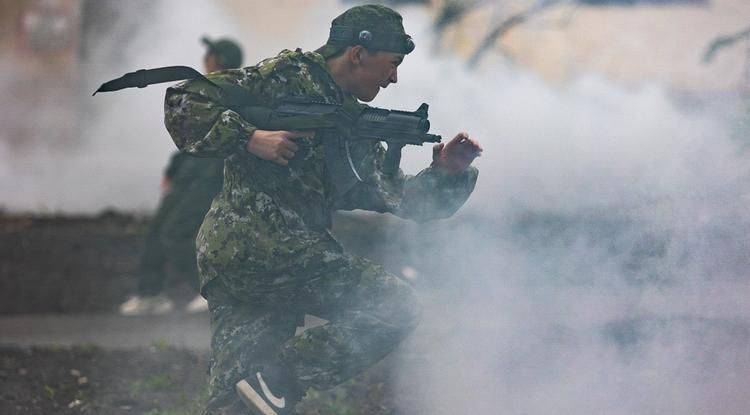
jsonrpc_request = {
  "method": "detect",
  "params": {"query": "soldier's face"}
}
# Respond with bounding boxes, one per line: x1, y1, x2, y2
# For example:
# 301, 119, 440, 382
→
204, 53, 221, 73
351, 49, 404, 102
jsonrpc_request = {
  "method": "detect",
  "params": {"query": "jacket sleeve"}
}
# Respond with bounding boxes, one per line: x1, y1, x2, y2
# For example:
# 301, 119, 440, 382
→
164, 69, 261, 158
335, 142, 479, 222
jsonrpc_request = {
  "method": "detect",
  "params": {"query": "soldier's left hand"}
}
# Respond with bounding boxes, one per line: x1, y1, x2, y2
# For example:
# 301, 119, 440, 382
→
432, 132, 482, 174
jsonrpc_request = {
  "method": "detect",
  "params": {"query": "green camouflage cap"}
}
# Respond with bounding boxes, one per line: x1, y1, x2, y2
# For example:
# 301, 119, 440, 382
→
201, 36, 243, 69
316, 4, 414, 59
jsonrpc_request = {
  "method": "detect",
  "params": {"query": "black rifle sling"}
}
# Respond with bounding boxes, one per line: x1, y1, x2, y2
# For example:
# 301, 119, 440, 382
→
93, 66, 207, 95
92, 66, 262, 109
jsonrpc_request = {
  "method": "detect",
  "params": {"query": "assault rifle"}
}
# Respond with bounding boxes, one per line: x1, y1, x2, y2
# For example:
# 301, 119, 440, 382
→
94, 66, 441, 194
238, 96, 440, 178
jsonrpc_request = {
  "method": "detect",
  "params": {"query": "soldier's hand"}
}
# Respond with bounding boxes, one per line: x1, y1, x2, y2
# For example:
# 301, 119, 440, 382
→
160, 177, 172, 194
432, 132, 482, 174
246, 130, 313, 166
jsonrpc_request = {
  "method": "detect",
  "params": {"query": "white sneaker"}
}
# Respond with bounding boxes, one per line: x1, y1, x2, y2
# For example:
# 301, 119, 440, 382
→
185, 294, 209, 314
118, 295, 174, 316
236, 371, 301, 415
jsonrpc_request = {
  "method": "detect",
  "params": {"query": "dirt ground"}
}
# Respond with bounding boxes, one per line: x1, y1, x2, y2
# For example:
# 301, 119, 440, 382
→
0, 344, 396, 415
0, 345, 208, 415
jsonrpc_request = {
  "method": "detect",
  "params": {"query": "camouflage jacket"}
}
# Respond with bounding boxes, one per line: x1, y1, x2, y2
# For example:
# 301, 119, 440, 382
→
164, 49, 478, 289
164, 151, 223, 190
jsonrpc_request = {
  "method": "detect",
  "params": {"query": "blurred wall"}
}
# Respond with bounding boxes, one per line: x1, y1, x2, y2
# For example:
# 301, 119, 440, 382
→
437, 0, 750, 94
215, 0, 339, 59
0, 0, 81, 149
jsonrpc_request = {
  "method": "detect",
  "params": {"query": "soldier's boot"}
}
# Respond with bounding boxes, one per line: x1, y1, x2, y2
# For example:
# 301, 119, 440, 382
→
235, 364, 302, 415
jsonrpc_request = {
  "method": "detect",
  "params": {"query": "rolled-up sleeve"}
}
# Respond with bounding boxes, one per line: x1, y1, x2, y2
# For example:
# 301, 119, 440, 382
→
396, 165, 478, 221
336, 142, 478, 222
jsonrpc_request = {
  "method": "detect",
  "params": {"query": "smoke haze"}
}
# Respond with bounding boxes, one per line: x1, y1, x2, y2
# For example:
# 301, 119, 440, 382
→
2, 2, 749, 414
382, 7, 750, 415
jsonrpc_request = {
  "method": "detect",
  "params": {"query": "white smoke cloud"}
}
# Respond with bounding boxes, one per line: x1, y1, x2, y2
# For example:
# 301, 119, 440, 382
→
382, 6, 750, 415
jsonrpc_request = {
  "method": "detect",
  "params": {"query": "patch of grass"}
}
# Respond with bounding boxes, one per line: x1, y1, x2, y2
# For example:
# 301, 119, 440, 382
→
143, 405, 203, 415
142, 385, 208, 415
72, 343, 101, 357
43, 384, 55, 400
144, 409, 190, 415
302, 387, 368, 415
297, 369, 395, 415
150, 339, 170, 351
47, 344, 64, 352
130, 373, 175, 395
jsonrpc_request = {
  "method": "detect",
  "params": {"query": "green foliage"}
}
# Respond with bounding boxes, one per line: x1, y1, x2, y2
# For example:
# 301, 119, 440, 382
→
72, 343, 101, 357
150, 339, 170, 351
299, 375, 394, 415
140, 383, 208, 415
143, 407, 203, 415
303, 388, 361, 415
43, 384, 55, 400
75, 388, 90, 402
130, 373, 175, 395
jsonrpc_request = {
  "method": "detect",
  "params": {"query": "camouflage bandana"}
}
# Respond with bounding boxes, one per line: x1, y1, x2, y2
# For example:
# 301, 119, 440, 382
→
315, 4, 414, 58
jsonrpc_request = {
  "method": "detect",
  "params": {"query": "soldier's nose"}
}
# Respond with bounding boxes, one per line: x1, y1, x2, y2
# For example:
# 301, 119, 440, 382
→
389, 69, 398, 84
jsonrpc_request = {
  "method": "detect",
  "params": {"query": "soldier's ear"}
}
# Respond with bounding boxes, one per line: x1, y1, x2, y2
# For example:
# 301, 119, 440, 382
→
349, 45, 366, 66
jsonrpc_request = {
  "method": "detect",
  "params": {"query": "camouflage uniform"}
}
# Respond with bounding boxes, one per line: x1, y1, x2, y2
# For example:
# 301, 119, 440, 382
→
136, 152, 223, 296
164, 49, 478, 413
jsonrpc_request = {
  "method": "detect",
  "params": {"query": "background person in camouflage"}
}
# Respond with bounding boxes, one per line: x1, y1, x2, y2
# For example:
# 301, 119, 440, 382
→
119, 37, 244, 316
164, 5, 482, 414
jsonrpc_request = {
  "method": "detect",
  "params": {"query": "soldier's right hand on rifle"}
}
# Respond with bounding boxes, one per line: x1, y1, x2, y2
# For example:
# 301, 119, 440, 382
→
246, 130, 314, 166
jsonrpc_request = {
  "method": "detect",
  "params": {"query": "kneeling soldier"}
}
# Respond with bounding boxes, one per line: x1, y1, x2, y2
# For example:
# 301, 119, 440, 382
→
164, 5, 482, 414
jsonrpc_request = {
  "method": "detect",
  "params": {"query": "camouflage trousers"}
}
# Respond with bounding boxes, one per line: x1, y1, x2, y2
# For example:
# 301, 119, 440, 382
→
201, 252, 421, 414
136, 179, 220, 296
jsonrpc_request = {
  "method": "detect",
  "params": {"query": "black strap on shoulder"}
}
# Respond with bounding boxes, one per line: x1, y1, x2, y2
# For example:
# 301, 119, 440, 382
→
92, 66, 211, 95
92, 65, 262, 108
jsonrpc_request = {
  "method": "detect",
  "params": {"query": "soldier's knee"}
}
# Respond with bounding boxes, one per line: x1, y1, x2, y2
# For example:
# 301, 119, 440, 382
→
353, 259, 422, 334
402, 284, 422, 331
383, 277, 422, 334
